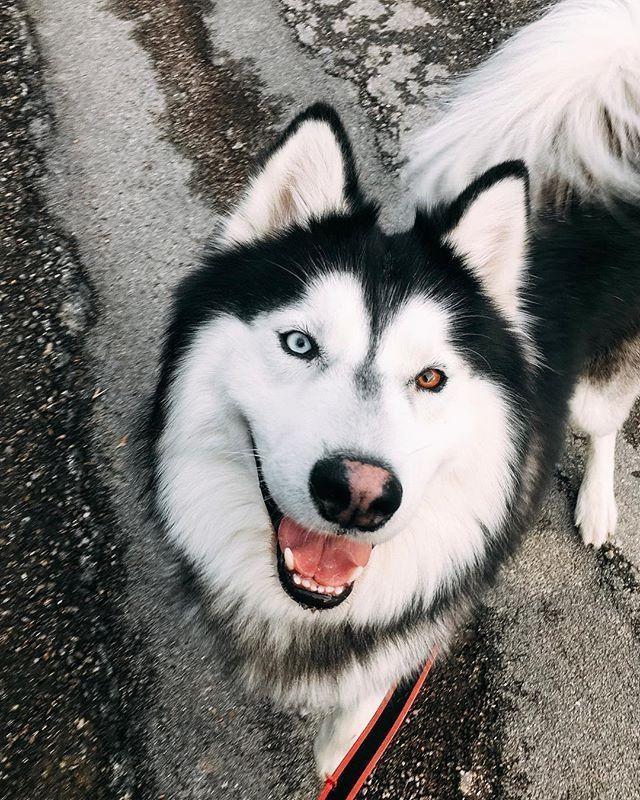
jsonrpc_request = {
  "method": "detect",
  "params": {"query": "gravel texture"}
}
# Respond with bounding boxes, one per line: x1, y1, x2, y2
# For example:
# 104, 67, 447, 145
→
0, 4, 150, 798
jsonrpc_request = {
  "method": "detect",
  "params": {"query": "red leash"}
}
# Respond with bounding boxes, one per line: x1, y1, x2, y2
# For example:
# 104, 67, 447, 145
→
317, 653, 436, 800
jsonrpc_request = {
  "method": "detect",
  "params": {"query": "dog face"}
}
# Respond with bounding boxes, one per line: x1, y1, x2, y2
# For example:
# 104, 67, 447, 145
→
150, 105, 532, 704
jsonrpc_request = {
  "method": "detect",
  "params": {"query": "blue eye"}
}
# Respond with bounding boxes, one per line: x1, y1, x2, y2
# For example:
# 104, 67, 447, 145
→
280, 330, 318, 359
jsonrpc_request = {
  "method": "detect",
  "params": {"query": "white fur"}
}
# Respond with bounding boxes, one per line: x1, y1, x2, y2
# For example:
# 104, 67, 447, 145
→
158, 118, 524, 769
570, 373, 640, 547
157, 273, 521, 768
158, 84, 527, 775
406, 0, 640, 210
221, 119, 350, 245
314, 688, 387, 779
157, 275, 520, 706
574, 432, 618, 548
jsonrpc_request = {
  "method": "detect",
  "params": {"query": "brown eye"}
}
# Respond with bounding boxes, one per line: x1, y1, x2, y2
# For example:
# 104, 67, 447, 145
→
415, 368, 446, 391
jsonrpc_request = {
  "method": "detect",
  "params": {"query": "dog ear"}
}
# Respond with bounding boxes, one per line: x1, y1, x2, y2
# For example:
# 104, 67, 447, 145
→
436, 162, 529, 318
220, 104, 361, 246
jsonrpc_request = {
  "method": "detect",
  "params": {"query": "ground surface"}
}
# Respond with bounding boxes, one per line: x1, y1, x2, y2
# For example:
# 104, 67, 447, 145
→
3, 0, 640, 798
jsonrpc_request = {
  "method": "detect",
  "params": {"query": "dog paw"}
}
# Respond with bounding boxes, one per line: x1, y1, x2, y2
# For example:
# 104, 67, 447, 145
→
575, 479, 617, 548
314, 714, 356, 779
314, 693, 385, 780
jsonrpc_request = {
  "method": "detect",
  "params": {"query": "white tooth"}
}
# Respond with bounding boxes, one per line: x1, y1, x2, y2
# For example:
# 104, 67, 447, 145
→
308, 580, 318, 592
302, 579, 311, 589
317, 586, 325, 594
325, 586, 335, 594
335, 586, 344, 595
293, 573, 302, 586
352, 567, 364, 581
284, 547, 294, 571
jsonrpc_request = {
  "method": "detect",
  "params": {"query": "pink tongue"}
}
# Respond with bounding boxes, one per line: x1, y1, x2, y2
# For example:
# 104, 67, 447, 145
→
278, 517, 372, 586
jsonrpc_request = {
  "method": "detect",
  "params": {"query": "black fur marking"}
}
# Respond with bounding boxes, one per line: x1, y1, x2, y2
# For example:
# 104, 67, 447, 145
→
354, 358, 382, 399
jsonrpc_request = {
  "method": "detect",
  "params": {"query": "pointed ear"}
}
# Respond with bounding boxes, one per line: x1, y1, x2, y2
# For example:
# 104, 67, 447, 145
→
440, 162, 529, 318
220, 104, 361, 246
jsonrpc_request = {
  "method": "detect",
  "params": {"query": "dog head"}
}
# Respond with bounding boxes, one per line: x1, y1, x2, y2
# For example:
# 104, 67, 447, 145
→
149, 104, 532, 701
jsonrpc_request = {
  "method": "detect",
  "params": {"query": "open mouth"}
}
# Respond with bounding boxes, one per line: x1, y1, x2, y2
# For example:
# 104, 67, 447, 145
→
252, 447, 372, 610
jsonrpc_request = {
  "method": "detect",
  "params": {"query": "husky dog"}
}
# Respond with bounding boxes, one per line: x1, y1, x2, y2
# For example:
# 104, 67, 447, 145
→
147, 0, 640, 778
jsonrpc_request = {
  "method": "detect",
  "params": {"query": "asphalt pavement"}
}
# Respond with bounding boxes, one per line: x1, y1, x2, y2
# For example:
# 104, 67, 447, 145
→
4, 0, 640, 798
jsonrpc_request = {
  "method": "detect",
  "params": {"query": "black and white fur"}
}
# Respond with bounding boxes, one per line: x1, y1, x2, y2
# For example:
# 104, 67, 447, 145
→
146, 0, 640, 778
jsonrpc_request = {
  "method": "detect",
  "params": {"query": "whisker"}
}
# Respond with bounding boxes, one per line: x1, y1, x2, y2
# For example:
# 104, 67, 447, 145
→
402, 441, 433, 459
261, 259, 306, 287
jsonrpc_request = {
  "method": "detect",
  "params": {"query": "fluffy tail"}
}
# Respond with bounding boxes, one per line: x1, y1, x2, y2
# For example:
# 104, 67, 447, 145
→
406, 0, 640, 210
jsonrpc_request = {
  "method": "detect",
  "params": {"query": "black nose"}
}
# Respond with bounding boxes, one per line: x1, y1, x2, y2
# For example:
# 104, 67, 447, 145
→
309, 455, 403, 531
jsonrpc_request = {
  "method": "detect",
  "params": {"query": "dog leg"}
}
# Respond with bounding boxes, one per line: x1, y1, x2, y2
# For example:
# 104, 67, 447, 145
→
314, 689, 387, 780
574, 431, 618, 548
570, 339, 640, 548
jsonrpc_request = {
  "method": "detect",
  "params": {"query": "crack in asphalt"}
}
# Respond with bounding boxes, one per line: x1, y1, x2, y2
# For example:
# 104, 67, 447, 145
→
361, 609, 520, 800
277, 0, 548, 165
0, 4, 154, 798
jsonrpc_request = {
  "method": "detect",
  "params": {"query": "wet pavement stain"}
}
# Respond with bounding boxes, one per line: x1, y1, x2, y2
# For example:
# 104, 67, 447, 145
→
0, 4, 154, 798
596, 544, 640, 643
278, 0, 548, 164
361, 610, 521, 800
110, 0, 283, 207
